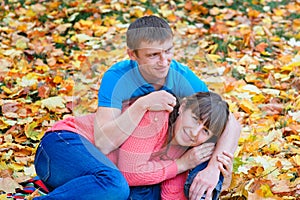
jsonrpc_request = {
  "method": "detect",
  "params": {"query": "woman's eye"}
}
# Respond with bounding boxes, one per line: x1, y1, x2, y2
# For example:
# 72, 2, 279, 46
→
204, 128, 211, 135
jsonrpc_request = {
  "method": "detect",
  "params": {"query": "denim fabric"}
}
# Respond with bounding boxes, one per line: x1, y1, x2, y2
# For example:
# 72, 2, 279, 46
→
184, 161, 224, 200
128, 184, 161, 200
33, 130, 129, 200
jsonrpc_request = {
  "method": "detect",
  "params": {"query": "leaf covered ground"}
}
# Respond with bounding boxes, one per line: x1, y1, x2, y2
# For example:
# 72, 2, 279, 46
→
0, 0, 300, 199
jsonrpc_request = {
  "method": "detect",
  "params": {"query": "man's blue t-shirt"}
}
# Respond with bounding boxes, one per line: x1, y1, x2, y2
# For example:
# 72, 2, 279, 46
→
98, 59, 208, 109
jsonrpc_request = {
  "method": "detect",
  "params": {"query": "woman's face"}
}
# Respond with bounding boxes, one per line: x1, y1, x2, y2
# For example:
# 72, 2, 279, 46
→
172, 108, 214, 147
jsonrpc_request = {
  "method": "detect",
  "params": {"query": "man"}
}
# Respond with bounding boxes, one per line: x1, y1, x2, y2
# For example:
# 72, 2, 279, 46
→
94, 15, 241, 200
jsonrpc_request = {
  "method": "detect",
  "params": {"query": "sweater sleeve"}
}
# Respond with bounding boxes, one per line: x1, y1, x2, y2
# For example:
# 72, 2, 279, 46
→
161, 172, 188, 200
116, 111, 178, 186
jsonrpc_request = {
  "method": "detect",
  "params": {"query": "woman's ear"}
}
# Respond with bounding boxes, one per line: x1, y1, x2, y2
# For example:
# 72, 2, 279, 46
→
127, 49, 137, 60
178, 99, 186, 115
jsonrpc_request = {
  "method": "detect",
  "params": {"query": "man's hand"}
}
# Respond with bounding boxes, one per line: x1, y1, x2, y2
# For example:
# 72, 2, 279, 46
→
139, 90, 177, 112
189, 164, 219, 200
218, 151, 233, 191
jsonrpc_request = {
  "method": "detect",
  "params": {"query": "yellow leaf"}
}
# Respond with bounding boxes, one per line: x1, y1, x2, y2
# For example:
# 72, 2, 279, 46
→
15, 38, 28, 49
0, 194, 9, 199
8, 163, 24, 171
285, 135, 300, 142
41, 96, 65, 111
252, 94, 266, 103
36, 65, 49, 72
53, 75, 63, 84
206, 44, 218, 54
262, 142, 281, 154
239, 99, 259, 114
262, 65, 274, 71
26, 9, 36, 17
93, 26, 109, 37
0, 118, 9, 130
132, 7, 144, 18
273, 8, 285, 16
25, 121, 42, 141
282, 61, 299, 71
79, 19, 93, 27
1, 86, 12, 94
253, 25, 265, 36
207, 54, 221, 62
290, 155, 300, 166
257, 184, 273, 197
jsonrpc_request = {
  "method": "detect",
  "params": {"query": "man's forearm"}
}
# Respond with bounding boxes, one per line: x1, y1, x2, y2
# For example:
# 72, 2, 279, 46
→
207, 113, 241, 169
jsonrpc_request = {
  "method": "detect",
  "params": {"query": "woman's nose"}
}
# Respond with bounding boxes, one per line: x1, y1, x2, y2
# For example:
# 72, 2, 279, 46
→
191, 124, 203, 137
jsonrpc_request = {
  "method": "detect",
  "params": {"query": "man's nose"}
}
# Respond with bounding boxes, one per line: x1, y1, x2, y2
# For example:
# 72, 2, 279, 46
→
158, 52, 169, 66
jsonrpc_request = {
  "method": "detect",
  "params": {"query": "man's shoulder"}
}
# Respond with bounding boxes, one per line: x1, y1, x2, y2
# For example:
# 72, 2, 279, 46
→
170, 60, 194, 76
108, 60, 135, 72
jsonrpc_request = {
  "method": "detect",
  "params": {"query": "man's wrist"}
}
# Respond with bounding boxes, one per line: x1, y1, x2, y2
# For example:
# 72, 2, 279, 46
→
207, 157, 221, 171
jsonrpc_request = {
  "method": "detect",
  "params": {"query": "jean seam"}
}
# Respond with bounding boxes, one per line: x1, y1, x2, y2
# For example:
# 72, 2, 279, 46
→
35, 144, 51, 181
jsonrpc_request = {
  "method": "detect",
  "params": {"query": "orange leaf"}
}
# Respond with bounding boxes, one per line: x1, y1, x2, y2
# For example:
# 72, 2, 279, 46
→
248, 9, 260, 18
167, 14, 178, 22
255, 42, 268, 53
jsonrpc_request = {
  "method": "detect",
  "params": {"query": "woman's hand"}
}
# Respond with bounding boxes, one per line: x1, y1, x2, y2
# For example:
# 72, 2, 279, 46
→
217, 151, 233, 190
176, 143, 215, 174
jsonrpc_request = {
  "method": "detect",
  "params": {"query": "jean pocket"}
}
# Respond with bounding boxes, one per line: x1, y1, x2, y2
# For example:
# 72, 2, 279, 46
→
34, 144, 51, 182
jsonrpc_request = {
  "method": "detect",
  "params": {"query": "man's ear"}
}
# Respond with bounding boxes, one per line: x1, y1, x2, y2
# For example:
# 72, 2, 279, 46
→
127, 49, 137, 60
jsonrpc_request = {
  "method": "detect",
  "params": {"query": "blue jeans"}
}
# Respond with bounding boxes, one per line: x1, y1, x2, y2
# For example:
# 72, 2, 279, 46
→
127, 162, 223, 200
128, 184, 161, 200
184, 161, 224, 200
33, 130, 129, 200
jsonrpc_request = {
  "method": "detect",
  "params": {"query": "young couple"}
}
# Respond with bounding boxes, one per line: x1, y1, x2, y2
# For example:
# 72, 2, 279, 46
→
33, 15, 241, 200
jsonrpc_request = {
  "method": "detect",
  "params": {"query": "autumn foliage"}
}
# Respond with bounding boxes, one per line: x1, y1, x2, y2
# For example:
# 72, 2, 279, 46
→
0, 0, 299, 199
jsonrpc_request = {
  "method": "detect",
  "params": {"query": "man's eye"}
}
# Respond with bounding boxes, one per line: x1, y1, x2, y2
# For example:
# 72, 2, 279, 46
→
148, 53, 159, 58
165, 49, 173, 54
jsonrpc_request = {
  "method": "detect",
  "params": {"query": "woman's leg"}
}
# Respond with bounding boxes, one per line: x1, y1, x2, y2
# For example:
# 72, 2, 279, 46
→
184, 161, 224, 200
33, 131, 129, 200
128, 184, 161, 200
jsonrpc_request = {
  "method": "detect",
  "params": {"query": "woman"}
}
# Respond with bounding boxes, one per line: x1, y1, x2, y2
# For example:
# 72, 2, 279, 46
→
110, 92, 231, 200
33, 92, 232, 200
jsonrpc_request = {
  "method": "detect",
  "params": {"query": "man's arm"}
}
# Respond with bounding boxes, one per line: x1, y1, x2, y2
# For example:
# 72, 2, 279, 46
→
94, 90, 177, 154
188, 113, 241, 200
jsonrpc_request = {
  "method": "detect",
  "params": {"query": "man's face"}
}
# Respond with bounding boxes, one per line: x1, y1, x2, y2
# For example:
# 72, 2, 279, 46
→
128, 38, 174, 85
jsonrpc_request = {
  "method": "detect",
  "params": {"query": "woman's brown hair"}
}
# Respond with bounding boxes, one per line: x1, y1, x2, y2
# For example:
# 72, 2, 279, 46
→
166, 92, 229, 146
